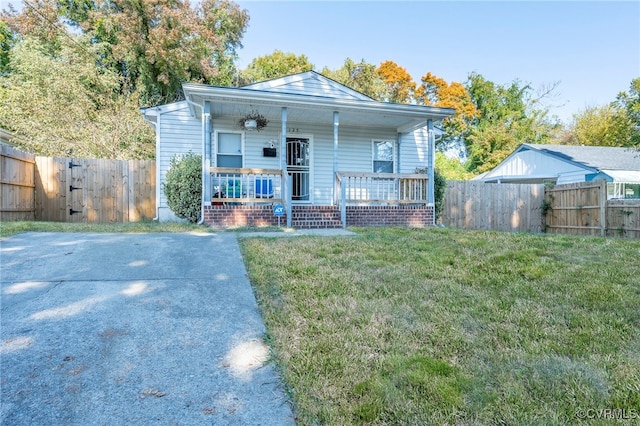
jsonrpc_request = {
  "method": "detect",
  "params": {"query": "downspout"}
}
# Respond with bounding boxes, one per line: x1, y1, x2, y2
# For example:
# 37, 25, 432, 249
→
202, 101, 212, 225
396, 132, 401, 173
142, 107, 160, 221
333, 111, 339, 205
185, 97, 206, 225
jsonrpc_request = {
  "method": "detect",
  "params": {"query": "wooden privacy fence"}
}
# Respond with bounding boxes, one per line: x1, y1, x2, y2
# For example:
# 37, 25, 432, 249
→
1, 143, 36, 221
545, 181, 640, 238
35, 157, 156, 223
1, 143, 156, 223
442, 181, 545, 233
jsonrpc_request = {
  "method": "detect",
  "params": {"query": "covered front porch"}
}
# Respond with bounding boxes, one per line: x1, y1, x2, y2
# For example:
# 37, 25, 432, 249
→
178, 72, 454, 228
204, 167, 433, 228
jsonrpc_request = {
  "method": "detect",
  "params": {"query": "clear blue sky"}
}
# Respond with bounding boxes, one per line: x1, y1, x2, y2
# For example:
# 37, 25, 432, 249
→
235, 1, 640, 124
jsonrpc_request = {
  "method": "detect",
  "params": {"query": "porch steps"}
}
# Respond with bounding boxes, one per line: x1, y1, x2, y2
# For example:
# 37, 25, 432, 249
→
290, 206, 343, 229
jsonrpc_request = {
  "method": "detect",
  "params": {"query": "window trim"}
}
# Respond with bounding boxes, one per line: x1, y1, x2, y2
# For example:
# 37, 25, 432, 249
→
372, 139, 395, 173
214, 130, 244, 168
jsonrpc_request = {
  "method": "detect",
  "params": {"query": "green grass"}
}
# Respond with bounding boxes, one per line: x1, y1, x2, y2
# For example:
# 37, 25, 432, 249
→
240, 228, 640, 425
0, 220, 214, 238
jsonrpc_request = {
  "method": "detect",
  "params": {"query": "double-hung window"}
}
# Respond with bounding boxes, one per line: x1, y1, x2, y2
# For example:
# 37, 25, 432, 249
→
372, 140, 394, 173
216, 132, 243, 168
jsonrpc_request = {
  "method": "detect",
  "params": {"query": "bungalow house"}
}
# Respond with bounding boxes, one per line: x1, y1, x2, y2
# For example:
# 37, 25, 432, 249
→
142, 71, 455, 228
475, 143, 640, 199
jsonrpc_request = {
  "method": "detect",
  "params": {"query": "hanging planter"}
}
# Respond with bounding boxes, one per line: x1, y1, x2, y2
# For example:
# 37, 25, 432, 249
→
239, 110, 268, 131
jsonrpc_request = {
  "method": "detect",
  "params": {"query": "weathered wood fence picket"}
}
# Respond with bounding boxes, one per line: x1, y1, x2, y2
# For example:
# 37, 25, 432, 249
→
443, 180, 640, 238
1, 143, 156, 223
545, 181, 640, 238
442, 180, 545, 233
1, 143, 36, 221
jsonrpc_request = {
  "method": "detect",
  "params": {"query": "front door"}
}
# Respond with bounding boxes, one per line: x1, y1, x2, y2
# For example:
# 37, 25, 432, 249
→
286, 137, 310, 201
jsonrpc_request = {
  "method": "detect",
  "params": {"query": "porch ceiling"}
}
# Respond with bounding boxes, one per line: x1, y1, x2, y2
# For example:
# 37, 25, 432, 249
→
183, 84, 455, 133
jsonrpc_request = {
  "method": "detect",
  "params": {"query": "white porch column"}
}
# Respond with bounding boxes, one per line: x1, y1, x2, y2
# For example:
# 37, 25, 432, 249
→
427, 119, 435, 224
203, 101, 212, 206
281, 107, 291, 228
333, 111, 339, 205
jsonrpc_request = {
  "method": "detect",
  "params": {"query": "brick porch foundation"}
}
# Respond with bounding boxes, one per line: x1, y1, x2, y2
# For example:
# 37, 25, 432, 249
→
203, 204, 434, 229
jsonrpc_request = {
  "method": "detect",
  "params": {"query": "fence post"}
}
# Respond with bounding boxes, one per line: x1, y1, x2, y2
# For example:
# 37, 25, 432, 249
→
599, 180, 607, 237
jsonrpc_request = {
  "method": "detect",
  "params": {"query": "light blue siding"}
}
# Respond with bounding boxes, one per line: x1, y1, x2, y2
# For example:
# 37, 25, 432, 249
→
157, 108, 432, 217
157, 103, 201, 221
399, 128, 429, 173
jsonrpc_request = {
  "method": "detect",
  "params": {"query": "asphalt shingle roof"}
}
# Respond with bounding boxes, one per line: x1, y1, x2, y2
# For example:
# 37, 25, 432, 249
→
523, 144, 640, 171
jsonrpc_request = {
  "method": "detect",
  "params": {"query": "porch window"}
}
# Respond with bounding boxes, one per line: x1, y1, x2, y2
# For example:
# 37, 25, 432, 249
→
373, 140, 394, 173
216, 132, 243, 167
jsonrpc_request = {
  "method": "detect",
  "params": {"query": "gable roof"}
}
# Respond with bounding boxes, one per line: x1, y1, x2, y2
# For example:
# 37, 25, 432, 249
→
181, 71, 455, 133
520, 144, 640, 172
242, 71, 374, 101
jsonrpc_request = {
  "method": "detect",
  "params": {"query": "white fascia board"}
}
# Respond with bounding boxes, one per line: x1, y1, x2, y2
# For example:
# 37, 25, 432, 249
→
182, 84, 455, 121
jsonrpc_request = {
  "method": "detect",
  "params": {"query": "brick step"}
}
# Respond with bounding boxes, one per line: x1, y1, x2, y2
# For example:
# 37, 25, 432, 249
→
290, 207, 341, 221
291, 219, 343, 229
290, 213, 341, 220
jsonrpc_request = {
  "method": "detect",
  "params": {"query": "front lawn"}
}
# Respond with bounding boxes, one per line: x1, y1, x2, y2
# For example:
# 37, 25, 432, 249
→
241, 228, 640, 425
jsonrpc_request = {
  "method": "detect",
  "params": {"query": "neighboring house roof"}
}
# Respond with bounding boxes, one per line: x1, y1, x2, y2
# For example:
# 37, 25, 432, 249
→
522, 144, 640, 172
181, 71, 455, 133
477, 143, 640, 184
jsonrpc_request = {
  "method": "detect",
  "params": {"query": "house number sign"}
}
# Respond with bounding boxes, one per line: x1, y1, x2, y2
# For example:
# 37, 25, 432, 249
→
287, 128, 299, 133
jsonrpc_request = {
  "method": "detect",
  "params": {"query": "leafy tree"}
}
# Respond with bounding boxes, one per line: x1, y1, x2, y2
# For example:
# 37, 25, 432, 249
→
464, 72, 554, 173
321, 58, 387, 100
0, 36, 154, 158
239, 50, 313, 84
566, 105, 632, 147
164, 152, 202, 223
376, 60, 415, 103
4, 0, 249, 105
435, 152, 475, 180
613, 77, 640, 148
0, 20, 15, 75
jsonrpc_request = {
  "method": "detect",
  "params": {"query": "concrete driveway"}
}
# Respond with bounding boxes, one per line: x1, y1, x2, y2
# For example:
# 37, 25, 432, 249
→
1, 232, 295, 425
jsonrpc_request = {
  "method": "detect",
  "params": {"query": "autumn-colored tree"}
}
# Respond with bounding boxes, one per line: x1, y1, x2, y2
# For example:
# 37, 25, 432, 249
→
414, 72, 478, 150
239, 50, 313, 85
376, 60, 415, 103
321, 58, 386, 100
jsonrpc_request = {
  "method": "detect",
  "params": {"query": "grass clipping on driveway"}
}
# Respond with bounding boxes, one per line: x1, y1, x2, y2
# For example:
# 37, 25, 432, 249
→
241, 228, 640, 425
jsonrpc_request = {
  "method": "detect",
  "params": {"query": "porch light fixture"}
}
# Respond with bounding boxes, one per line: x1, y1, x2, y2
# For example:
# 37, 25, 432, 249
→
239, 110, 268, 131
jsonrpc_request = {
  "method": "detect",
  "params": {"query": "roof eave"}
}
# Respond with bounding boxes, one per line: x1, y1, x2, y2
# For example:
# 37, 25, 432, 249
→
182, 83, 456, 122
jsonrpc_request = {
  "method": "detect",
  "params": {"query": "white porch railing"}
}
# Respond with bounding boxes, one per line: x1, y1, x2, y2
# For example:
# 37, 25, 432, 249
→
336, 172, 430, 226
336, 172, 430, 204
210, 167, 285, 203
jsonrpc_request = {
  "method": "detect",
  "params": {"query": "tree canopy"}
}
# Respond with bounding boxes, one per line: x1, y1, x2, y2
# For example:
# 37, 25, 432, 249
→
239, 50, 313, 85
4, 0, 249, 105
2, 0, 636, 168
0, 35, 154, 158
